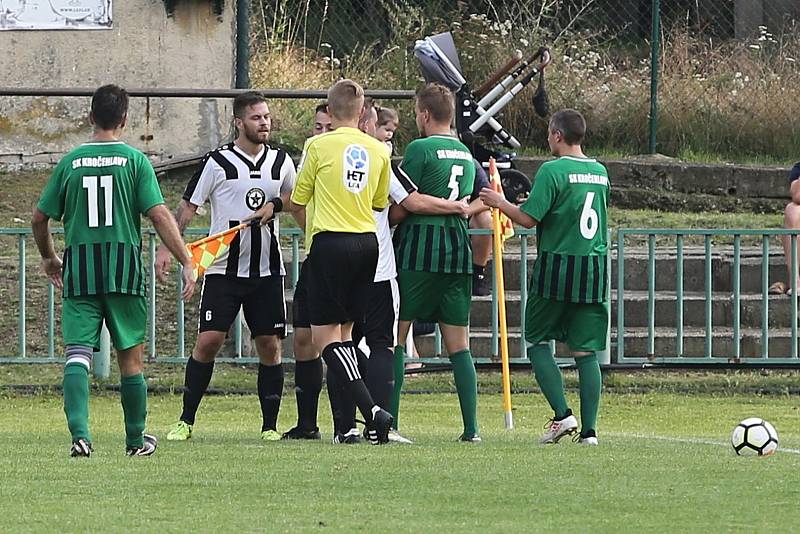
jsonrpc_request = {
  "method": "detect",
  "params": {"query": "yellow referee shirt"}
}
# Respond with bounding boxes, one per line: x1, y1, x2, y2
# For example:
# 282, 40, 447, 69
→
291, 127, 391, 241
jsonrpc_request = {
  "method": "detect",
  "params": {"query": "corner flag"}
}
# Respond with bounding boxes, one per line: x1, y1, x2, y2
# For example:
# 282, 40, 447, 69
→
488, 158, 515, 247
489, 157, 514, 430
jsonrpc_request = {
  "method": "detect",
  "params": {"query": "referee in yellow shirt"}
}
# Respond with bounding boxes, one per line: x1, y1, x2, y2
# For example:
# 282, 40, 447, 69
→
289, 79, 394, 444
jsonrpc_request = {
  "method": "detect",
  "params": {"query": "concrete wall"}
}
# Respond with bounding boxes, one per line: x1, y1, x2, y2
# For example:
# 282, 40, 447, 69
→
0, 0, 236, 165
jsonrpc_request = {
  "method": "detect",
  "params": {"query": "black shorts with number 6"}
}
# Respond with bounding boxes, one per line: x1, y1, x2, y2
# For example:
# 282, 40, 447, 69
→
198, 274, 286, 338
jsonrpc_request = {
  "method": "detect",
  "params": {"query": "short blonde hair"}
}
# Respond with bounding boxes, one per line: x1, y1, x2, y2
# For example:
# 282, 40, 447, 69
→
416, 83, 454, 124
327, 79, 364, 122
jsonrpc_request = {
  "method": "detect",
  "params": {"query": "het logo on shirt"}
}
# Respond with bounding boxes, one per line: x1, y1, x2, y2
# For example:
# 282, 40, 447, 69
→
343, 144, 370, 193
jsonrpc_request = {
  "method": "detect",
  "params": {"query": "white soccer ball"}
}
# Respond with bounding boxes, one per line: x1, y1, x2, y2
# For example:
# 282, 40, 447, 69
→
731, 418, 778, 456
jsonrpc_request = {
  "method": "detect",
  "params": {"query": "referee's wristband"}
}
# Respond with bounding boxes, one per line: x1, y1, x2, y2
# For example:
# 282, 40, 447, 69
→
269, 197, 283, 213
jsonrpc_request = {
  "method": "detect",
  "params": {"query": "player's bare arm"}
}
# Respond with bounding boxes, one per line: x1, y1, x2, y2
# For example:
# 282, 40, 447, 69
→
245, 191, 292, 226
148, 204, 196, 300
31, 207, 63, 289
465, 197, 490, 217
479, 187, 538, 228
401, 192, 469, 218
154, 199, 198, 277
388, 202, 409, 226
791, 178, 800, 205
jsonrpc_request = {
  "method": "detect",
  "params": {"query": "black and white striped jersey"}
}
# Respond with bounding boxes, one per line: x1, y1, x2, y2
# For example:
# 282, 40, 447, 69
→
183, 143, 296, 278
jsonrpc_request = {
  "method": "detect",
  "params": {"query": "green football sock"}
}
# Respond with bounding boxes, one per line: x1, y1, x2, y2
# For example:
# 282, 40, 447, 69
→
390, 345, 405, 430
120, 373, 147, 448
63, 363, 91, 443
450, 349, 478, 437
527, 342, 569, 419
575, 353, 601, 434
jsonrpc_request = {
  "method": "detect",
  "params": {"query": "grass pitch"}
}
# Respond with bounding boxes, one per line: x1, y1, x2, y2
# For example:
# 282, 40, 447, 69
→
1, 387, 799, 532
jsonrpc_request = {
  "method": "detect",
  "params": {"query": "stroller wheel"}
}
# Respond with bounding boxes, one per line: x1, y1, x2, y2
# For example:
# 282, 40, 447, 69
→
499, 169, 531, 204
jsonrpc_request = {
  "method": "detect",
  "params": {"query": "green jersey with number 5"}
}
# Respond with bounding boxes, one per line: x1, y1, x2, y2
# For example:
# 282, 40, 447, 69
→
395, 135, 476, 274
521, 156, 609, 304
37, 141, 165, 298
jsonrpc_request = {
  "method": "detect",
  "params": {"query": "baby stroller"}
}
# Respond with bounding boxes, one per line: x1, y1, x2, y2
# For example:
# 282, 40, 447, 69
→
414, 31, 551, 203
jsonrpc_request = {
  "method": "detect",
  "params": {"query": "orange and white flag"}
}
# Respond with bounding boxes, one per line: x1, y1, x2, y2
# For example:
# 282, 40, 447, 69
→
187, 222, 250, 279
488, 158, 515, 248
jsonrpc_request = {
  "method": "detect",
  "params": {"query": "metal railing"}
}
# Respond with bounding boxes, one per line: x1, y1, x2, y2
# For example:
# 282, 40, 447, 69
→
616, 229, 800, 364
1, 227, 545, 365
8, 226, 799, 366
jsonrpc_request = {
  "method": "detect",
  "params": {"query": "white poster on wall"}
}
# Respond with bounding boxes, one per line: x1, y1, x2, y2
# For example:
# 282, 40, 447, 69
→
0, 1, 112, 30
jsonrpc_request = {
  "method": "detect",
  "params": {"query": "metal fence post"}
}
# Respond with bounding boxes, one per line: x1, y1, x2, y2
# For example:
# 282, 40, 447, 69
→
616, 230, 625, 362
597, 234, 612, 365
148, 235, 157, 360
18, 234, 26, 358
649, 0, 661, 154
93, 324, 111, 379
176, 266, 185, 359
48, 282, 55, 359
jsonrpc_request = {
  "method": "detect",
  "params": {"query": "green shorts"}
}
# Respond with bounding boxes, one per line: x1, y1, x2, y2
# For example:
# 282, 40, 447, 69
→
525, 294, 608, 352
62, 293, 147, 351
397, 270, 471, 326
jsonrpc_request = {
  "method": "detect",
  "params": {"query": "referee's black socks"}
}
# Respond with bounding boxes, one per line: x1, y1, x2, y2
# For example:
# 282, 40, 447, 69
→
321, 341, 378, 423
294, 358, 323, 431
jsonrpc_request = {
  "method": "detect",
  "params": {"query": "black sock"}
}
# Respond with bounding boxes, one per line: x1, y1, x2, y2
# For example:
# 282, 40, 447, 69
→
180, 357, 214, 425
326, 366, 356, 434
321, 341, 377, 424
294, 358, 323, 430
366, 346, 394, 411
473, 264, 486, 277
257, 363, 284, 432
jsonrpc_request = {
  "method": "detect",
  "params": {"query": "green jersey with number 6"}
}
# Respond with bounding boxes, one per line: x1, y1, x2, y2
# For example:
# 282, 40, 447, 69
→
395, 135, 476, 274
37, 141, 165, 298
521, 156, 609, 304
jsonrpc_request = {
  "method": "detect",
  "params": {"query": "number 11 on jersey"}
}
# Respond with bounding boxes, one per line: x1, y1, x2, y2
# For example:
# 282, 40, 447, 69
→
83, 175, 113, 228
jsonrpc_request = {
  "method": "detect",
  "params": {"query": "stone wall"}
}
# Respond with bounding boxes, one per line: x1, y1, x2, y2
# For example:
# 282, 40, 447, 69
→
0, 0, 236, 165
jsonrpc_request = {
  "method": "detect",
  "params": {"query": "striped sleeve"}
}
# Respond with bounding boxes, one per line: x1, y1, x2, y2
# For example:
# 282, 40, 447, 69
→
184, 153, 222, 207
389, 163, 416, 205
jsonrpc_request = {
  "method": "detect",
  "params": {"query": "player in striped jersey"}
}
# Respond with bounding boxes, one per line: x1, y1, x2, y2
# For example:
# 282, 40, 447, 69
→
392, 83, 481, 442
32, 84, 196, 457
480, 109, 608, 446
281, 102, 332, 441
157, 92, 296, 442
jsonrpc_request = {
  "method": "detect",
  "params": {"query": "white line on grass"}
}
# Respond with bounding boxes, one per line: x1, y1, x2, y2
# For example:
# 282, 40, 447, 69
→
606, 431, 800, 455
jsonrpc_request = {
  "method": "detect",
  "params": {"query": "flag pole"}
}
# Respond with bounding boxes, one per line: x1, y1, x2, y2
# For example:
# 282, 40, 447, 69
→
186, 221, 252, 249
490, 158, 514, 430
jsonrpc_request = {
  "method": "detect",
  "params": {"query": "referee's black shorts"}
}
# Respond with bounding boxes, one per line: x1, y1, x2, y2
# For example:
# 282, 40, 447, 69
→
292, 259, 311, 329
307, 231, 378, 326
352, 279, 398, 349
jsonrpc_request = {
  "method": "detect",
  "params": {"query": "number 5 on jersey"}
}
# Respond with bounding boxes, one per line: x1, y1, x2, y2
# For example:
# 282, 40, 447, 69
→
447, 164, 463, 201
83, 175, 113, 228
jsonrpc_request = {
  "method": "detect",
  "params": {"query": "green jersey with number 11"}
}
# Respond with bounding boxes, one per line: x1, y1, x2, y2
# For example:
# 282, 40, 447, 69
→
37, 141, 165, 298
521, 156, 609, 304
394, 135, 476, 274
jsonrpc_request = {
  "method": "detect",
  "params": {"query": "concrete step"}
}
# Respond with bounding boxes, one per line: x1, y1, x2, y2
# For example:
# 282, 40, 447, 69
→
282, 245, 788, 294
281, 288, 800, 331
610, 291, 800, 329
411, 326, 799, 360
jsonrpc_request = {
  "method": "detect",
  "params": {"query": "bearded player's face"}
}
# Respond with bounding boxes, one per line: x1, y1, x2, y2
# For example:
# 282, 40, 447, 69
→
237, 103, 271, 144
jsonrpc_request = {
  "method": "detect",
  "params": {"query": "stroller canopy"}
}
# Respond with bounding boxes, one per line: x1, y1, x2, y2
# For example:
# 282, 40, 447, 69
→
414, 32, 466, 91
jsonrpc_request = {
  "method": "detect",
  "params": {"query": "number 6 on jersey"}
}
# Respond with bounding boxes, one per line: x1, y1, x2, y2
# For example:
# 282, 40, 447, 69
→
579, 191, 598, 240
